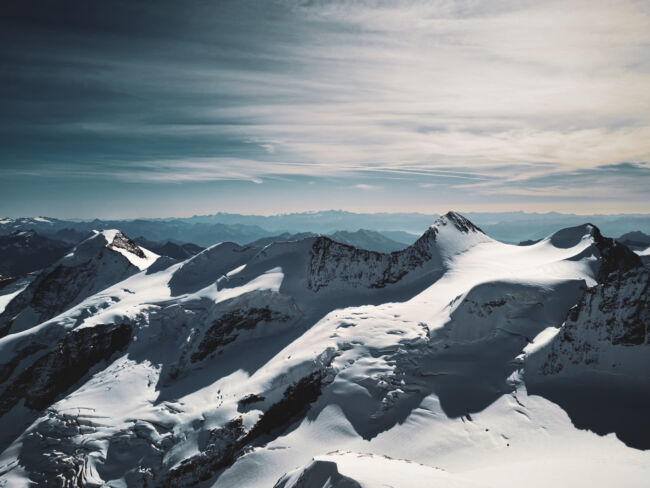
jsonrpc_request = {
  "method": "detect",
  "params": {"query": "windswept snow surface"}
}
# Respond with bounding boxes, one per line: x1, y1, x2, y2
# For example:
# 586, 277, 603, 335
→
0, 213, 648, 487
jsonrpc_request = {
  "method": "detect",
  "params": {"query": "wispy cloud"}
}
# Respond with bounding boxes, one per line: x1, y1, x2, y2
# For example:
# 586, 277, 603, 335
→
1, 0, 649, 214
354, 184, 381, 190
462, 161, 650, 199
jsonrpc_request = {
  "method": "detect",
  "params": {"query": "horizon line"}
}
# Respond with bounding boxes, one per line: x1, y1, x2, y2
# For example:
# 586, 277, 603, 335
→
4, 209, 650, 221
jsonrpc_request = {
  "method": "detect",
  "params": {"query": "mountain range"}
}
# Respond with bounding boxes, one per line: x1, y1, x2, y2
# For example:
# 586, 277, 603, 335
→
0, 212, 648, 487
3, 211, 650, 247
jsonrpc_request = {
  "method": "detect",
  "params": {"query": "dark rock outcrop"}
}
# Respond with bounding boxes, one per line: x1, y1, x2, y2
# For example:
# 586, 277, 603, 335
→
308, 211, 487, 292
526, 267, 650, 449
108, 231, 146, 258
161, 371, 326, 486
0, 322, 132, 416
191, 307, 292, 362
591, 225, 642, 280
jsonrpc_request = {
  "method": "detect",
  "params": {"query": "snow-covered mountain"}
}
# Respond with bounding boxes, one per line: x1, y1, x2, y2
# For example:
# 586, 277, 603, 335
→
0, 217, 62, 234
0, 230, 158, 337
0, 212, 647, 487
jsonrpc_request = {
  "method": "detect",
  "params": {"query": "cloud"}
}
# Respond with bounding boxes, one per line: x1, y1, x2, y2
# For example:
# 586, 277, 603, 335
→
354, 184, 381, 190
1, 0, 649, 213
463, 161, 650, 199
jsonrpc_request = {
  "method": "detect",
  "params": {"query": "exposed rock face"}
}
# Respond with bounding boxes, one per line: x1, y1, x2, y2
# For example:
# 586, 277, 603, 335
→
308, 237, 430, 291
308, 212, 487, 291
590, 225, 642, 280
161, 289, 302, 383
528, 267, 649, 378
237, 393, 265, 411
244, 371, 325, 443
108, 231, 146, 258
442, 211, 485, 234
191, 307, 292, 362
525, 267, 650, 449
161, 371, 326, 487
0, 322, 132, 417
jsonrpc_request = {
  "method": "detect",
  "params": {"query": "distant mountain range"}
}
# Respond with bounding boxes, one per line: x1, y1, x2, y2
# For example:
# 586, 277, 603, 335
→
2, 212, 649, 247
617, 230, 650, 249
248, 229, 408, 253
0, 231, 72, 277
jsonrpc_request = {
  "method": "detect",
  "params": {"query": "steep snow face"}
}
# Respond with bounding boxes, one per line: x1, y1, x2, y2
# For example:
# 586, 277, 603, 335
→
0, 213, 648, 487
169, 241, 260, 295
548, 223, 596, 248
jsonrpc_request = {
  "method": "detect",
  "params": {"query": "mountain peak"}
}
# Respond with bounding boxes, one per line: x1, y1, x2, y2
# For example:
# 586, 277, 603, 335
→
438, 211, 485, 234
63, 229, 158, 272
417, 212, 488, 251
105, 230, 146, 259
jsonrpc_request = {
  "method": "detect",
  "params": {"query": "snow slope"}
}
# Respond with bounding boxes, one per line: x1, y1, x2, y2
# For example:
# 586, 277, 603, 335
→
0, 212, 647, 487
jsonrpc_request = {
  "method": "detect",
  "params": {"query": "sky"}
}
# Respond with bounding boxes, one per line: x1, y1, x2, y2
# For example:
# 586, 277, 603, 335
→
1, 0, 649, 218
